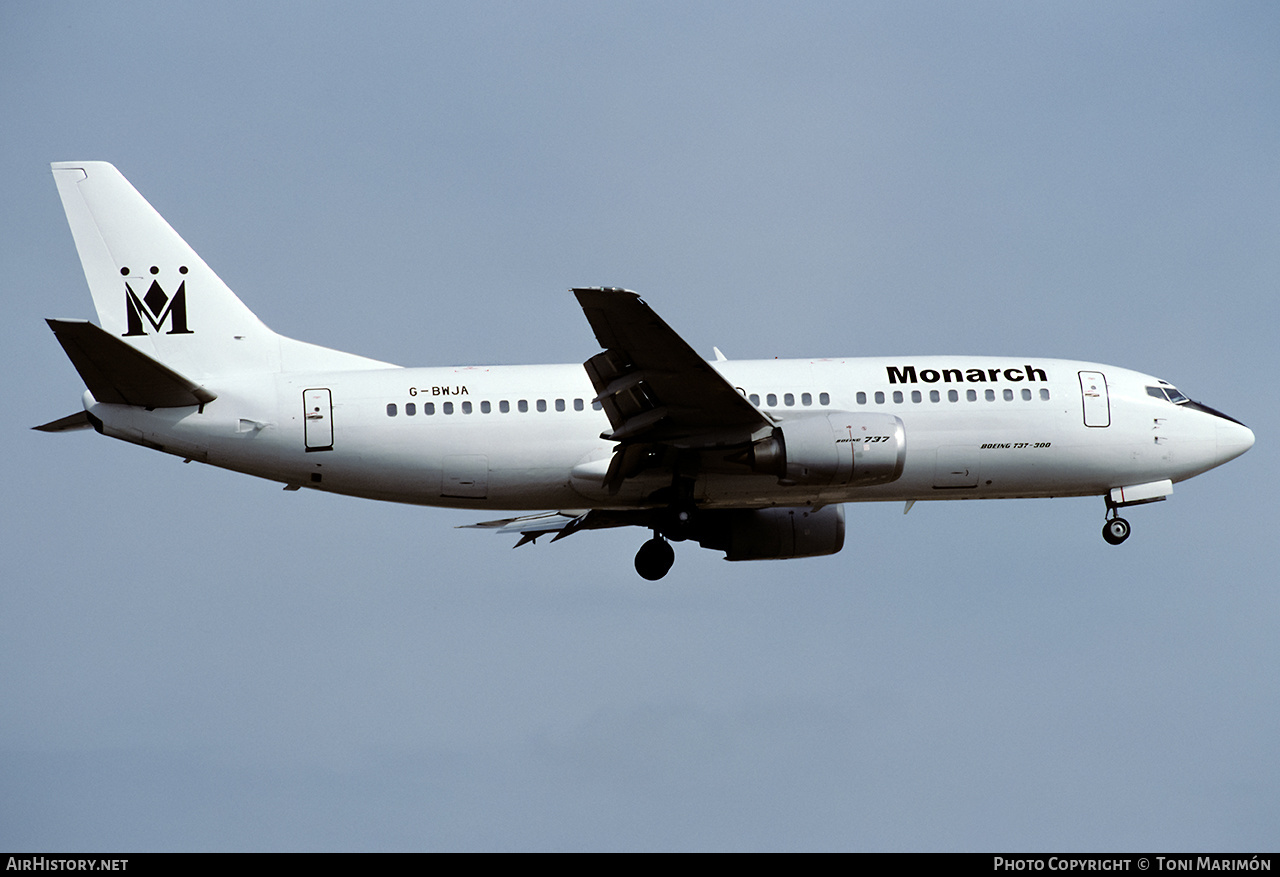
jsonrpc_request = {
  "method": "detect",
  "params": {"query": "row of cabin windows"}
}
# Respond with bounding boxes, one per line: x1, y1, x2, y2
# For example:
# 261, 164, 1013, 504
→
747, 392, 830, 407
386, 387, 1052, 417
857, 388, 1051, 404
387, 398, 603, 417
746, 389, 1050, 407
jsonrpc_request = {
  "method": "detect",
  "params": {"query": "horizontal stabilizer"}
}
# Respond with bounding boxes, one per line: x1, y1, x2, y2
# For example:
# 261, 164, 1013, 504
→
32, 411, 93, 432
46, 318, 217, 408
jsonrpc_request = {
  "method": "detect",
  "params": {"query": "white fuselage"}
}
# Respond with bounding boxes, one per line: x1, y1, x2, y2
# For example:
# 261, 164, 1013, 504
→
83, 355, 1254, 512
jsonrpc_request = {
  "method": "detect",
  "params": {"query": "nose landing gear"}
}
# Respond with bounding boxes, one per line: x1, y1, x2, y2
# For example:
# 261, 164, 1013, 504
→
634, 534, 676, 580
1099, 481, 1172, 545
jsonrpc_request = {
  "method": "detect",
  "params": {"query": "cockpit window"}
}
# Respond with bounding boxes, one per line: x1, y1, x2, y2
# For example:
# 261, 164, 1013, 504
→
1147, 385, 1189, 405
1147, 384, 1247, 426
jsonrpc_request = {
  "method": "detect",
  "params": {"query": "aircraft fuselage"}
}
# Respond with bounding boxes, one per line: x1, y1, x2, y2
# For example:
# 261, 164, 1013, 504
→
83, 355, 1251, 511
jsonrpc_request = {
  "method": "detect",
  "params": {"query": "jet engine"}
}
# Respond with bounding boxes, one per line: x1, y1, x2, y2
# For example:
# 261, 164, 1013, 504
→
691, 505, 846, 561
739, 412, 906, 487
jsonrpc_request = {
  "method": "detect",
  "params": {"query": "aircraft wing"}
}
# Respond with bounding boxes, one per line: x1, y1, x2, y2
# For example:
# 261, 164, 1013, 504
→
573, 288, 771, 448
460, 508, 645, 547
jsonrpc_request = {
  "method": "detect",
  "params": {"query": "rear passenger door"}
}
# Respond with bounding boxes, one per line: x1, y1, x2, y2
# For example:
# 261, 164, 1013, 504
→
304, 388, 334, 451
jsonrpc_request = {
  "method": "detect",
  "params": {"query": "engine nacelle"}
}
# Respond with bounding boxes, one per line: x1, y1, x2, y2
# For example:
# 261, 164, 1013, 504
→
693, 505, 846, 561
743, 412, 906, 487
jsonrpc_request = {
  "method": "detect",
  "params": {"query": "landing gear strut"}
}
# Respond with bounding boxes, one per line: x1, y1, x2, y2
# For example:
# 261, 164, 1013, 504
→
635, 535, 675, 580
1102, 514, 1131, 545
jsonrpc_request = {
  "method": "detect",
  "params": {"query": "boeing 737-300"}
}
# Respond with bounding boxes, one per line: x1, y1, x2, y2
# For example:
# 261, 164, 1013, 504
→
37, 162, 1255, 579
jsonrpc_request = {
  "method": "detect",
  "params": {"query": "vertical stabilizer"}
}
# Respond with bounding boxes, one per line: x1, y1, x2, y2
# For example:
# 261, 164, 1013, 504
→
51, 161, 281, 380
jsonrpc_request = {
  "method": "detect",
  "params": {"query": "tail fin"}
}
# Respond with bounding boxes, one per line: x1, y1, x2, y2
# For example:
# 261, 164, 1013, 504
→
52, 162, 281, 380
51, 162, 394, 381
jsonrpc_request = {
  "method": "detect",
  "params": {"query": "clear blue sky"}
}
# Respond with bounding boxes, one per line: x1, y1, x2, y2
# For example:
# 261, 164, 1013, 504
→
3, 1, 1277, 851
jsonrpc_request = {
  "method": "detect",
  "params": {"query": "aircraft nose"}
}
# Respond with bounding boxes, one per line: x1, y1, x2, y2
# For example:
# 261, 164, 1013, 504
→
1216, 419, 1255, 464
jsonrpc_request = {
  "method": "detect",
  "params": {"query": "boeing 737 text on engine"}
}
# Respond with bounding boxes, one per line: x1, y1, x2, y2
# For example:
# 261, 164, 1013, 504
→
38, 163, 1255, 580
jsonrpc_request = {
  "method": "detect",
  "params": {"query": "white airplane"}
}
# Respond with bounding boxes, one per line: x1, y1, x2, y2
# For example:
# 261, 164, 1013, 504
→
39, 162, 1255, 580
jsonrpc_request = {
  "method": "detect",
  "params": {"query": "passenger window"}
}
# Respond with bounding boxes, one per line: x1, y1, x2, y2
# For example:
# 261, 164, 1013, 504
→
499, 400, 509, 413
444, 402, 454, 414
481, 401, 491, 413
929, 390, 940, 402
893, 391, 903, 404
911, 390, 922, 403
874, 391, 885, 404
405, 402, 416, 416
518, 400, 528, 413
574, 399, 584, 411
555, 399, 565, 412
1040, 389, 1050, 401
592, 400, 602, 411
784, 393, 795, 406
749, 393, 760, 406
767, 393, 778, 406
856, 392, 866, 405
1021, 389, 1032, 401
802, 392, 812, 406
948, 390, 958, 402
985, 389, 995, 402
386, 403, 397, 417
424, 403, 435, 415
1003, 389, 1013, 401
966, 389, 976, 402
536, 399, 547, 412
462, 401, 473, 413
819, 392, 830, 405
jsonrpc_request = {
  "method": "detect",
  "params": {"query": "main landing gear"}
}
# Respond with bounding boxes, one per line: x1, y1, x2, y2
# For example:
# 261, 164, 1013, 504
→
1102, 512, 1131, 545
634, 534, 676, 581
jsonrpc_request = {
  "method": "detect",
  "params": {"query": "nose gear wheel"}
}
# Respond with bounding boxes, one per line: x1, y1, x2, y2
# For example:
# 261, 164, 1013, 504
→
1102, 516, 1131, 545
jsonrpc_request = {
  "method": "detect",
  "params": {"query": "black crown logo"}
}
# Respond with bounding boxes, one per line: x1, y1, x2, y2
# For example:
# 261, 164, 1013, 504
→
121, 265, 193, 336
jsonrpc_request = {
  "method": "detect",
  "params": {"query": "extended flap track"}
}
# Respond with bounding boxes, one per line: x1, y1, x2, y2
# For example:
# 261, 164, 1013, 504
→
584, 348, 670, 443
